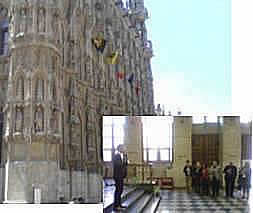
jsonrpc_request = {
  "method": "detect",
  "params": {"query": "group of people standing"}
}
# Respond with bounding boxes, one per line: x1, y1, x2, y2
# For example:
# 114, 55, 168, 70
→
183, 160, 251, 199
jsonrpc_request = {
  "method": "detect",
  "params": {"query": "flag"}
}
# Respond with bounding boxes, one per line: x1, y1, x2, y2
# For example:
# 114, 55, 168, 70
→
91, 37, 106, 53
135, 86, 140, 96
128, 73, 134, 87
107, 51, 119, 64
135, 81, 141, 95
135, 81, 141, 96
116, 71, 125, 80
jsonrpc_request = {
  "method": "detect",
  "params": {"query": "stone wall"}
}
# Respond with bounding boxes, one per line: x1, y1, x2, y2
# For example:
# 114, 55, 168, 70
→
166, 116, 192, 188
125, 116, 143, 164
0, 0, 154, 203
222, 116, 242, 169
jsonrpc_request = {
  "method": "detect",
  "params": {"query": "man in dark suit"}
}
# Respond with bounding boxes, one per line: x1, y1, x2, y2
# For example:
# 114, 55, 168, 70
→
113, 144, 128, 211
224, 162, 237, 198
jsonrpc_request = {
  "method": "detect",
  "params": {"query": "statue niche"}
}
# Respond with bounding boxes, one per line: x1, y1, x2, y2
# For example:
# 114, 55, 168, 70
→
87, 133, 96, 162
19, 8, 27, 33
15, 107, 24, 133
16, 77, 24, 101
34, 107, 44, 133
50, 79, 57, 101
51, 12, 60, 43
50, 108, 59, 133
35, 78, 45, 101
37, 7, 46, 33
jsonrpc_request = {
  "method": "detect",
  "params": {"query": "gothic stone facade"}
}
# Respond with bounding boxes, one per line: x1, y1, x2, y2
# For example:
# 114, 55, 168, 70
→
0, 0, 154, 203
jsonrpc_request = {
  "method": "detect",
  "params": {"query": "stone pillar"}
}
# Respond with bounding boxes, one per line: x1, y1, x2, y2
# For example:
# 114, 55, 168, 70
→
124, 116, 143, 164
167, 116, 192, 188
124, 116, 143, 183
222, 116, 241, 169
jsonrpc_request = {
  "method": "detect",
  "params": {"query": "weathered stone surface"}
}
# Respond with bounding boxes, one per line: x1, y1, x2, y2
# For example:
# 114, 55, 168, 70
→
0, 0, 154, 203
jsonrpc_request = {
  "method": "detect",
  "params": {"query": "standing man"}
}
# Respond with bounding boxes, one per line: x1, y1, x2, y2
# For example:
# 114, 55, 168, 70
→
113, 144, 128, 211
224, 162, 237, 198
240, 162, 251, 199
183, 160, 192, 193
209, 161, 222, 197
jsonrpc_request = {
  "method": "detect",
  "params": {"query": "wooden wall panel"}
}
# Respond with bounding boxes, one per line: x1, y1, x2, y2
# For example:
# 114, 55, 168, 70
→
192, 134, 219, 166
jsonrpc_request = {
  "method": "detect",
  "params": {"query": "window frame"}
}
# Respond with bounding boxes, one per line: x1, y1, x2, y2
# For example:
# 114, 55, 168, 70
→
142, 116, 174, 163
102, 117, 125, 162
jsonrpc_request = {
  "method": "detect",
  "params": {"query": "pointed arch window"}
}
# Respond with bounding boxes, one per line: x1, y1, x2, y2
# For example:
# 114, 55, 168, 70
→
16, 77, 25, 101
35, 78, 45, 101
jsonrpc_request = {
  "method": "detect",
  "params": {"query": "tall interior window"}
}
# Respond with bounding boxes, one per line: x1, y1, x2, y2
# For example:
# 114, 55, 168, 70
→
0, 20, 9, 56
103, 116, 125, 162
143, 116, 173, 162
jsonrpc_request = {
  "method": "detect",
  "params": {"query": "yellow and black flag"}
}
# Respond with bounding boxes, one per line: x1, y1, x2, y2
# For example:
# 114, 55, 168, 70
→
106, 51, 119, 64
91, 36, 106, 53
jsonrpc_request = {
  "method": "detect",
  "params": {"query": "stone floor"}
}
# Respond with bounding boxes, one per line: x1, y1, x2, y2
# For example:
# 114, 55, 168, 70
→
157, 189, 251, 213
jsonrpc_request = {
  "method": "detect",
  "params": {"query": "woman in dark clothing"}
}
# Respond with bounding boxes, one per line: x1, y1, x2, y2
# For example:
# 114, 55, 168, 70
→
192, 161, 202, 193
201, 164, 209, 196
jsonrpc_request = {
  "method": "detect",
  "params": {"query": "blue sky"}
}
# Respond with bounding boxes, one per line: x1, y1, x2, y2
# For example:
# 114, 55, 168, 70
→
144, 0, 232, 115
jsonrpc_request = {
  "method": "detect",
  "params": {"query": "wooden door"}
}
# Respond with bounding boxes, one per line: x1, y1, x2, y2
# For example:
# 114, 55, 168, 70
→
192, 134, 219, 166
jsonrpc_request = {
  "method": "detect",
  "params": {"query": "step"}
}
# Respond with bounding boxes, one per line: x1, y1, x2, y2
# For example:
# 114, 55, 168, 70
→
125, 192, 153, 213
104, 187, 138, 213
121, 189, 146, 210
142, 195, 161, 213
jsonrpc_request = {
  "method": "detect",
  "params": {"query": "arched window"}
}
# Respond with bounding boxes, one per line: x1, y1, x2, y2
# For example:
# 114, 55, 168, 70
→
35, 78, 45, 101
16, 77, 24, 100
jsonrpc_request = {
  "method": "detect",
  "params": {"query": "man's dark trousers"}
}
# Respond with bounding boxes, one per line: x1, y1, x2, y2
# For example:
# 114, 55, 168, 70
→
114, 178, 124, 208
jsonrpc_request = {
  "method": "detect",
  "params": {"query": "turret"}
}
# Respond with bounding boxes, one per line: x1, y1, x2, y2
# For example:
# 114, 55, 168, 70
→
3, 0, 63, 203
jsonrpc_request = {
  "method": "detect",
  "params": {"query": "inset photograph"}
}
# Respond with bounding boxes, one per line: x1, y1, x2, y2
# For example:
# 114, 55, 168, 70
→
103, 116, 252, 212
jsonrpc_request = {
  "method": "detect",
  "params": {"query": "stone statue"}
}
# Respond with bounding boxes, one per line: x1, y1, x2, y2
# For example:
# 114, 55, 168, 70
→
38, 8, 46, 33
50, 109, 58, 132
69, 42, 75, 64
15, 107, 23, 132
51, 79, 57, 101
34, 107, 44, 132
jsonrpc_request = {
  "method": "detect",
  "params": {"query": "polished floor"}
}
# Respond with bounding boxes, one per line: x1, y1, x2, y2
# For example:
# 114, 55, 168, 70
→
157, 189, 251, 213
